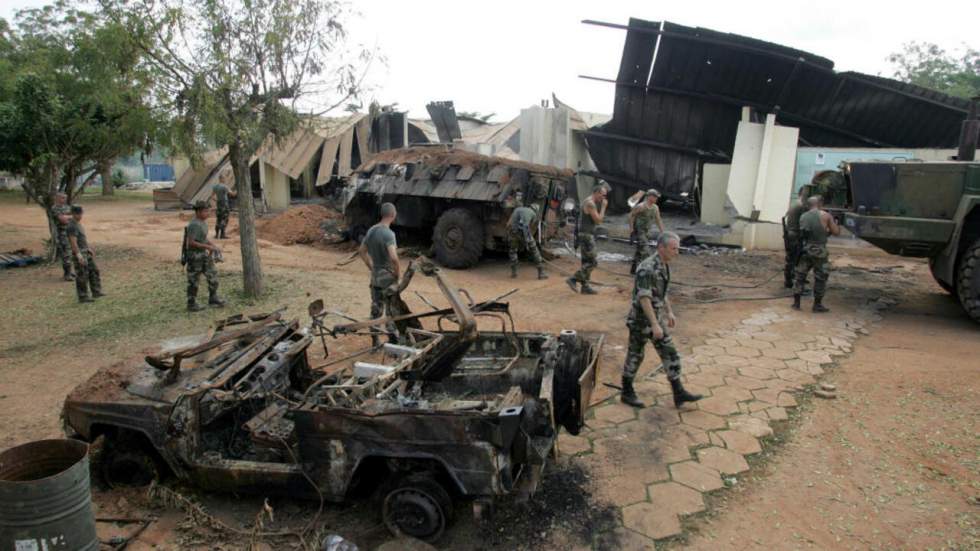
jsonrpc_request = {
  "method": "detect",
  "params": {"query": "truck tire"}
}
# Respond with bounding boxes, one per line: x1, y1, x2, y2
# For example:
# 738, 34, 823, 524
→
101, 439, 161, 488
956, 238, 980, 323
432, 208, 484, 269
381, 473, 454, 542
928, 257, 955, 294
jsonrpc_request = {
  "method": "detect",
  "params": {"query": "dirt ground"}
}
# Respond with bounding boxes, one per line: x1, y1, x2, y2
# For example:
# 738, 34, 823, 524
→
0, 191, 976, 550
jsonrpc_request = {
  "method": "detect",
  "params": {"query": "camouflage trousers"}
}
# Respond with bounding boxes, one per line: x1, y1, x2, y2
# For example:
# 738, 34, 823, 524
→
795, 246, 829, 298
56, 227, 73, 275
622, 321, 682, 382
215, 207, 230, 235
783, 233, 802, 286
186, 254, 219, 304
572, 233, 597, 284
370, 285, 400, 344
508, 228, 543, 267
71, 250, 102, 300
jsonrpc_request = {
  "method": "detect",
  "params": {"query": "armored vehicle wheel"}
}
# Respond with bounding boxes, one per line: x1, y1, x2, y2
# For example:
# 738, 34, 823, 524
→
432, 208, 484, 269
381, 474, 454, 542
956, 238, 980, 323
929, 257, 955, 294
101, 440, 161, 488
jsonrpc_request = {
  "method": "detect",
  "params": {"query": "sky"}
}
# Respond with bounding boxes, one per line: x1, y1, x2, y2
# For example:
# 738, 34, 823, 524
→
2, 0, 977, 120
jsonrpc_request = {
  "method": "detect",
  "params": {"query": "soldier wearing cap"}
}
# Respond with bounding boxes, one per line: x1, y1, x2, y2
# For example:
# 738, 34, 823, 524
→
66, 205, 103, 303
183, 200, 225, 311
628, 188, 666, 275
507, 203, 548, 280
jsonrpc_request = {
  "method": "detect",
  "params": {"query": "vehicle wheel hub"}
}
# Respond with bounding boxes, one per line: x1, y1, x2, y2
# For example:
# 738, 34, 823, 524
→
384, 488, 445, 540
444, 227, 463, 250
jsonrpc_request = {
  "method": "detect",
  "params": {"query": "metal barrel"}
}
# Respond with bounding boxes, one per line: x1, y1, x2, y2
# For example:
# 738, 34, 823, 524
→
0, 439, 98, 551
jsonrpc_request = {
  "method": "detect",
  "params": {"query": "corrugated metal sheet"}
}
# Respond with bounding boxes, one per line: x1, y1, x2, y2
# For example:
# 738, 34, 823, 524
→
172, 148, 227, 198
583, 18, 971, 207
426, 101, 462, 143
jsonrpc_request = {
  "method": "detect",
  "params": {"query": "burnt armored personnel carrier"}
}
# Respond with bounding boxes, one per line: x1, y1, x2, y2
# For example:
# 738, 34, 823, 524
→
62, 264, 601, 541
342, 147, 577, 269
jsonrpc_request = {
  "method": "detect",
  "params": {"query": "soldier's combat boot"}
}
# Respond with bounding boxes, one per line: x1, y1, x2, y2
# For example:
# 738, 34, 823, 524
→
812, 296, 829, 313
792, 294, 801, 310
187, 301, 205, 312
208, 295, 226, 308
565, 277, 579, 293
510, 265, 518, 279
620, 377, 645, 408
92, 291, 105, 298
63, 268, 75, 281
580, 284, 598, 295
78, 295, 94, 303
537, 266, 548, 280
670, 378, 702, 408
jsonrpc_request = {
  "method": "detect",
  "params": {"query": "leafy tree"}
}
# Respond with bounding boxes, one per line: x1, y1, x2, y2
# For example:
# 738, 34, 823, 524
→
100, 0, 374, 297
0, 2, 160, 252
887, 41, 980, 99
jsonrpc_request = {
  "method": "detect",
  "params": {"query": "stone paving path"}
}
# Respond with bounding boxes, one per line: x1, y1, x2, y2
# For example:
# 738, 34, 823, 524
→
558, 297, 895, 547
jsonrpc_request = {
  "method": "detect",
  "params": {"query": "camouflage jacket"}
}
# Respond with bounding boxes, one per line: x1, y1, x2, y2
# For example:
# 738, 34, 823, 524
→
51, 204, 71, 228
627, 252, 670, 328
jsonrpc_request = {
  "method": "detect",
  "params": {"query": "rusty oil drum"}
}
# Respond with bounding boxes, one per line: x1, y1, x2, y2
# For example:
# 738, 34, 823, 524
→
0, 439, 98, 551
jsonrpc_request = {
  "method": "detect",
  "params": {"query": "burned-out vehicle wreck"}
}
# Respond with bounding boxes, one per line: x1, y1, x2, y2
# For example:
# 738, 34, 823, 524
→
62, 263, 601, 541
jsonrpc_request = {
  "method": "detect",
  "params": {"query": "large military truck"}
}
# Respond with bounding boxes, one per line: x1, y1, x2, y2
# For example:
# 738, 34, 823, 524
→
841, 160, 980, 322
342, 147, 576, 269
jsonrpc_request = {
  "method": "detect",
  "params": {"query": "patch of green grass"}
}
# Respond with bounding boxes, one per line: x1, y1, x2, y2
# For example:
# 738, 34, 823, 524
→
0, 188, 152, 205
0, 248, 289, 361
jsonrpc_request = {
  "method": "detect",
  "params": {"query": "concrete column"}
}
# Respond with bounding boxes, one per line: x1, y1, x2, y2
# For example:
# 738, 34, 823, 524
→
751, 113, 777, 221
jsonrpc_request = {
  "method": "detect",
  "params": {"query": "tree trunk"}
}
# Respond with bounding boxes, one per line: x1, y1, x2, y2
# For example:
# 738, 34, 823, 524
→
41, 165, 59, 260
100, 159, 114, 196
229, 142, 263, 297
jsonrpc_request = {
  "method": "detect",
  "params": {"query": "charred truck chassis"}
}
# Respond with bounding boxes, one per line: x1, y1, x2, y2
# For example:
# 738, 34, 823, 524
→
63, 266, 600, 541
343, 147, 576, 269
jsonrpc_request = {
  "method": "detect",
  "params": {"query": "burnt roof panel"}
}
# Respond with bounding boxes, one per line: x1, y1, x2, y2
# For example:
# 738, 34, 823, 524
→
584, 18, 969, 207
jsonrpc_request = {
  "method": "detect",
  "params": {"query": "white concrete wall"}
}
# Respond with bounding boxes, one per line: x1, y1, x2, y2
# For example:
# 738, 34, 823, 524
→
519, 106, 569, 168
701, 163, 732, 225
263, 161, 289, 211
726, 117, 799, 224
518, 105, 601, 201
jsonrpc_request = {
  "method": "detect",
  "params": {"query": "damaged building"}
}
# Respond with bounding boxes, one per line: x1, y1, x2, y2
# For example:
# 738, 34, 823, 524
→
580, 18, 973, 214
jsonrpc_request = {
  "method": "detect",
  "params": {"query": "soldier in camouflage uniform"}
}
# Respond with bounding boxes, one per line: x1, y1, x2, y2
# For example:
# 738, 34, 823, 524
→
782, 186, 808, 288
620, 232, 702, 409
184, 201, 225, 312
359, 202, 402, 346
66, 205, 103, 303
508, 203, 547, 280
566, 184, 608, 295
50, 192, 74, 281
211, 180, 236, 239
628, 189, 665, 275
793, 196, 840, 313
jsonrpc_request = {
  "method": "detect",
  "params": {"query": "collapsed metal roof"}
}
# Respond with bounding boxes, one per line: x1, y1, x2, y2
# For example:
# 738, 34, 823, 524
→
581, 18, 972, 205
